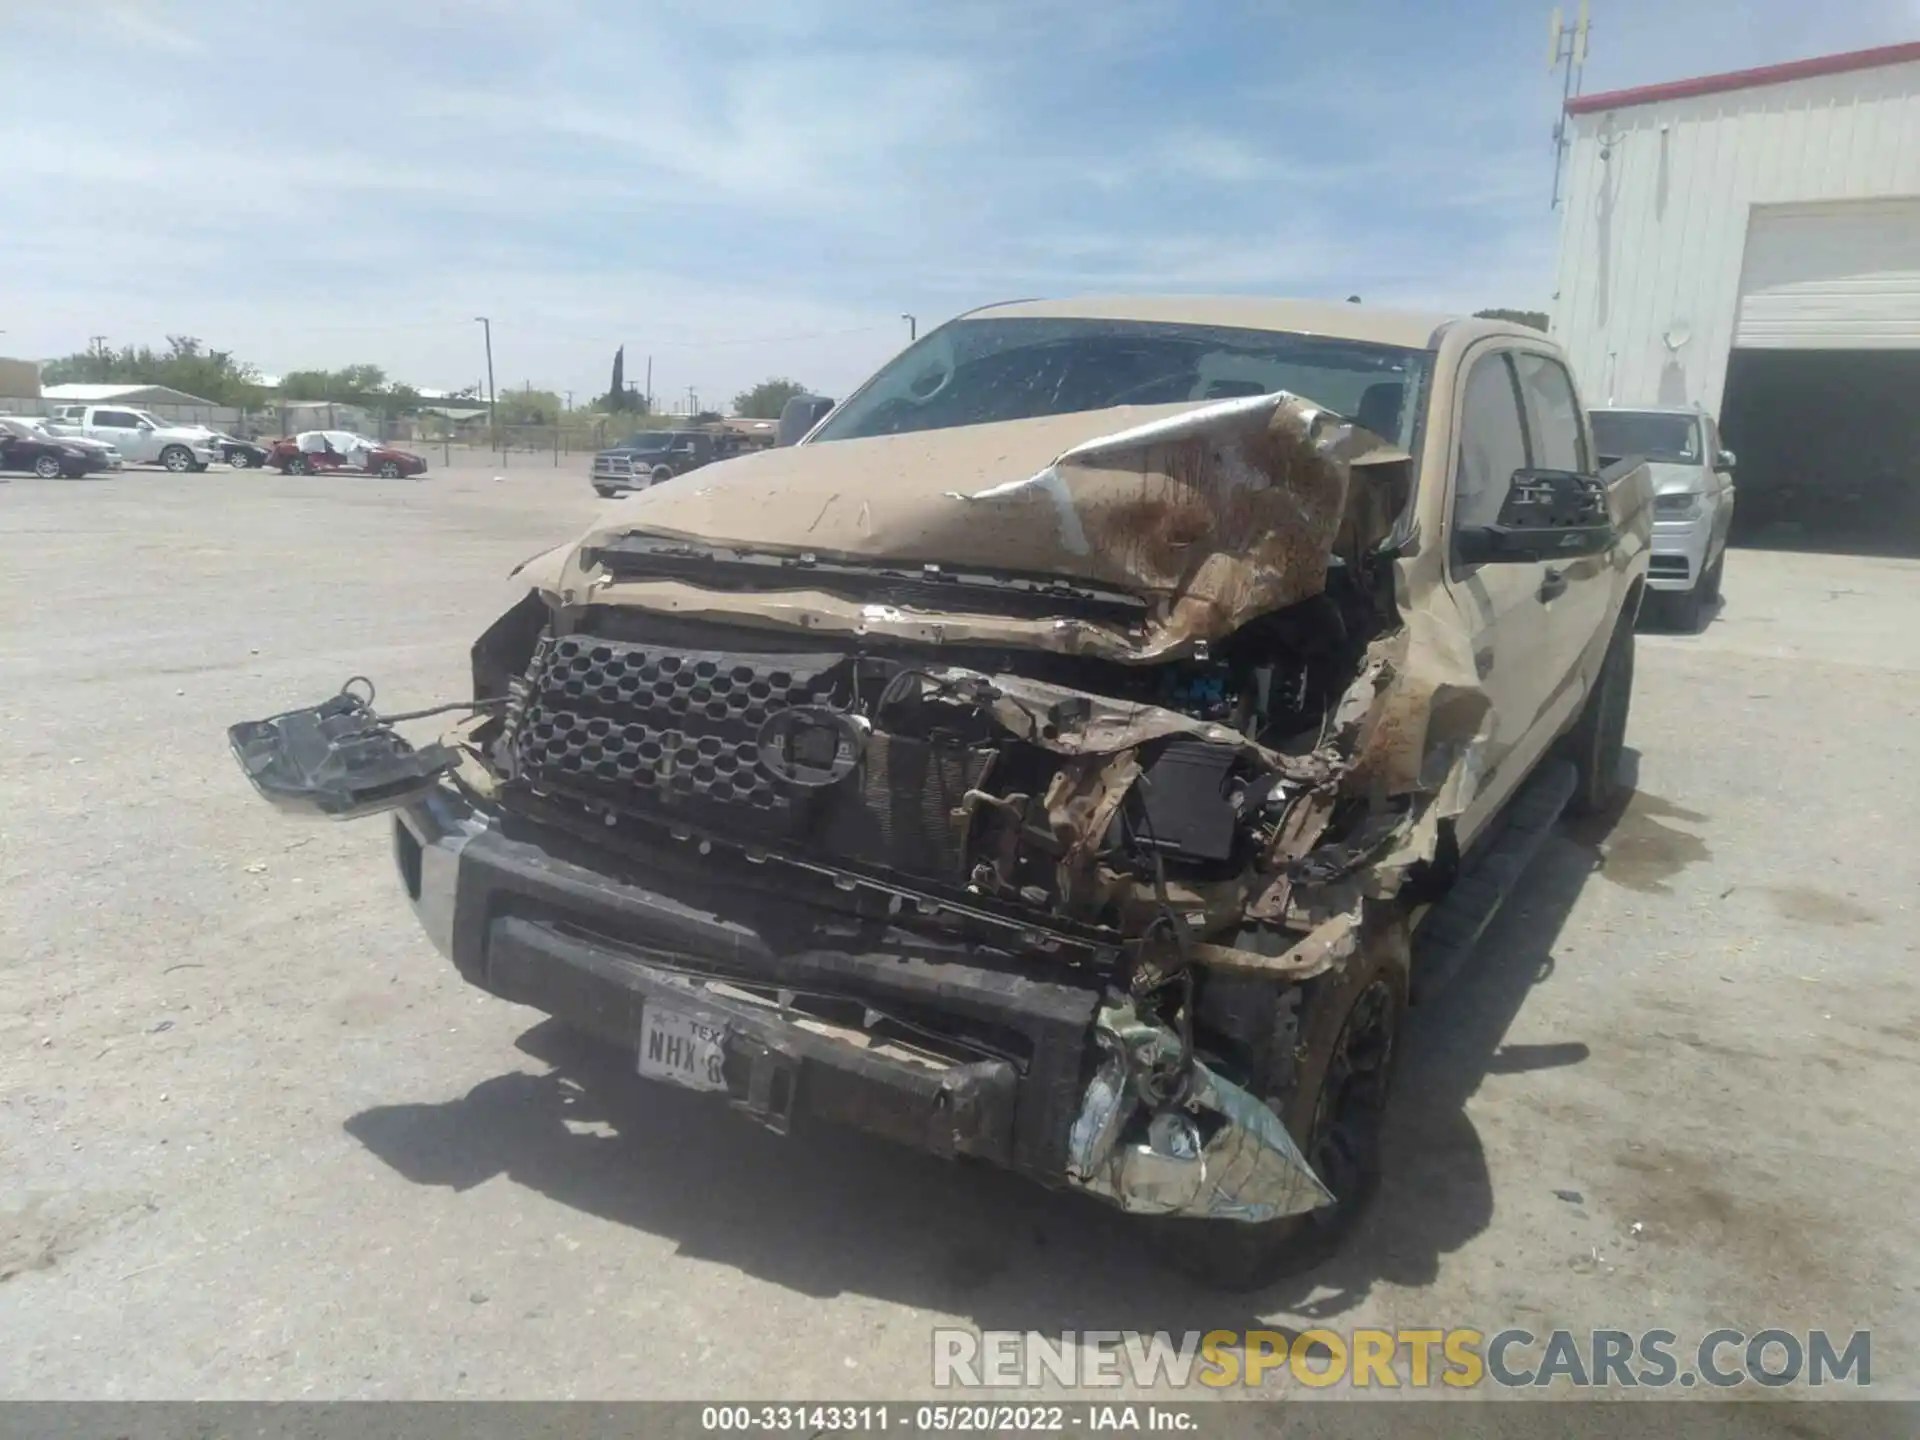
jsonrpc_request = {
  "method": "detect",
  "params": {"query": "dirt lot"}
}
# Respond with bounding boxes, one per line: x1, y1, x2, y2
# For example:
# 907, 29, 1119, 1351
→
2, 461, 1916, 1399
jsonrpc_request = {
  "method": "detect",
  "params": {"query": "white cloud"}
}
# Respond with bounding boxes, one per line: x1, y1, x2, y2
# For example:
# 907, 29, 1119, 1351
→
0, 0, 1906, 405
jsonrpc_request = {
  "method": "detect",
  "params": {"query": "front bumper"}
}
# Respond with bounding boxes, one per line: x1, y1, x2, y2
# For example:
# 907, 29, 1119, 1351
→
389, 785, 1331, 1219
392, 785, 1101, 1179
1649, 515, 1713, 591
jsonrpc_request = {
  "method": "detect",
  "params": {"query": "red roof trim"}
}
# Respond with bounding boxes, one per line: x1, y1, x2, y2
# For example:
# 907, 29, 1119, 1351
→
1566, 40, 1920, 115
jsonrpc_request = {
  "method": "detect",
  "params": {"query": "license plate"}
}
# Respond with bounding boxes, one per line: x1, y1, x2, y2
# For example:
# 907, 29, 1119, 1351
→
637, 1004, 728, 1092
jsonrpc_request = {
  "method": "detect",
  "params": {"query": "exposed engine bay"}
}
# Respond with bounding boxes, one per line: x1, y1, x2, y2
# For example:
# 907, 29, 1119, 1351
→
482, 547, 1397, 952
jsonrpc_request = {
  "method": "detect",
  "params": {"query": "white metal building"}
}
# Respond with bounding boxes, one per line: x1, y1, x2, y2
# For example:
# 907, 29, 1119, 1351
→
1550, 41, 1920, 513
41, 381, 219, 408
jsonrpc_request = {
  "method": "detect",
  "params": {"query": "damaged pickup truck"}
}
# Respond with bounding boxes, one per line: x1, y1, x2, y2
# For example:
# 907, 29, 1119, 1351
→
230, 297, 1650, 1287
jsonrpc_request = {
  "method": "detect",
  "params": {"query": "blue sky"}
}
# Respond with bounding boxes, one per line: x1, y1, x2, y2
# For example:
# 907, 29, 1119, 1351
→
2, 0, 1913, 407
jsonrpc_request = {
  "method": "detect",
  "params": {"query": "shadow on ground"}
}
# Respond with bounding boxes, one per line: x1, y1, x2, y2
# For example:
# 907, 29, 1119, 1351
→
346, 767, 1637, 1328
1730, 507, 1920, 561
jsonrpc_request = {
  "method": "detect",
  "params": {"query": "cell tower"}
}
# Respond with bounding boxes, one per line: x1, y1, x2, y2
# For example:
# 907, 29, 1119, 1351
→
1548, 0, 1592, 209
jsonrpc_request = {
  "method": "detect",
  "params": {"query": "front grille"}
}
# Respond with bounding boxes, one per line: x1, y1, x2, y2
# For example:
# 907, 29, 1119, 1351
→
506, 634, 996, 880
509, 636, 843, 826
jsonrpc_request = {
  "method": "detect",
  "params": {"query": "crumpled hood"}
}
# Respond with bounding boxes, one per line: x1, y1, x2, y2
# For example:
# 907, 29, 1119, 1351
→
526, 394, 1407, 661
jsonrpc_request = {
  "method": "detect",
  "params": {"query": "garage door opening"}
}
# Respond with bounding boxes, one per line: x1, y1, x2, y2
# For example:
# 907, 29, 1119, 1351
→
1722, 348, 1920, 555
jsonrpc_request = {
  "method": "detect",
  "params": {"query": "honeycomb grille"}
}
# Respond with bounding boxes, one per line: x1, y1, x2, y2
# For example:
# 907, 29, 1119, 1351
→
510, 636, 845, 820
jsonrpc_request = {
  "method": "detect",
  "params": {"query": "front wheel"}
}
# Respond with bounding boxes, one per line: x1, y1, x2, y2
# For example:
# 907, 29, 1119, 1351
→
160, 445, 194, 473
1157, 922, 1408, 1290
376, 460, 402, 478
651, 465, 673, 484
33, 455, 62, 478
228, 451, 252, 469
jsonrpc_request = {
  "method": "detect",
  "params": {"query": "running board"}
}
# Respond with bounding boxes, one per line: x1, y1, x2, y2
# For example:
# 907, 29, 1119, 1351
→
1411, 759, 1577, 1003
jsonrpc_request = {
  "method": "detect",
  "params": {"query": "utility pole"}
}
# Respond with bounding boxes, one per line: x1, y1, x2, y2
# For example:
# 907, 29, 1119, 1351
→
1547, 1, 1592, 209
645, 355, 653, 414
564, 390, 573, 411
687, 386, 697, 417
473, 316, 498, 450
901, 313, 917, 342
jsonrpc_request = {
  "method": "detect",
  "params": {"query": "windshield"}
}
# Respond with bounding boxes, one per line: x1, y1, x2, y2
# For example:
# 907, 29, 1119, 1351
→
1590, 410, 1702, 465
811, 316, 1432, 450
618, 432, 674, 452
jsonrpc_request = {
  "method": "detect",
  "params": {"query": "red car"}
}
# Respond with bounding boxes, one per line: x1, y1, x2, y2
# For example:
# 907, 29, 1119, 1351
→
267, 430, 429, 478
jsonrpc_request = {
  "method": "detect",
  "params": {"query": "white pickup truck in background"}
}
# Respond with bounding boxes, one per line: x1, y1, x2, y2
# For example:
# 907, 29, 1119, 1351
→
46, 405, 220, 472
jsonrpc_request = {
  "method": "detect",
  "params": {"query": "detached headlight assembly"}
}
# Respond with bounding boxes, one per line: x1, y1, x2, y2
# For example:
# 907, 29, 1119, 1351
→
1654, 492, 1706, 520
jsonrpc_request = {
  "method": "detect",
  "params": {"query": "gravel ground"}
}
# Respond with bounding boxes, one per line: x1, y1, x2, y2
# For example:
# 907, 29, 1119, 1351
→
1, 462, 1915, 1400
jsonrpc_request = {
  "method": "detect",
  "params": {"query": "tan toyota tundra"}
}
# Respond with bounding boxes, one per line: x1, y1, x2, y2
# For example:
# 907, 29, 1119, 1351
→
231, 297, 1650, 1288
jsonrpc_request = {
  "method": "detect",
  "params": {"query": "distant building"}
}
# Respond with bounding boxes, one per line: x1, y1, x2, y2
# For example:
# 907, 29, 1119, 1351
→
278, 399, 375, 436
0, 358, 40, 397
42, 381, 219, 407
1550, 41, 1920, 503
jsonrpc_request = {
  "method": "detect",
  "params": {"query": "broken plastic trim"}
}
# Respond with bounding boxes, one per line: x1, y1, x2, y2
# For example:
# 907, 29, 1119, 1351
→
1065, 1000, 1333, 1223
226, 679, 498, 820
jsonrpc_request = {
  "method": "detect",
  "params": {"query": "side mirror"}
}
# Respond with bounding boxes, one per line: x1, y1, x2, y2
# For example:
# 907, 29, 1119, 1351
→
138, 421, 155, 431
1455, 468, 1613, 565
1717, 448, 1736, 471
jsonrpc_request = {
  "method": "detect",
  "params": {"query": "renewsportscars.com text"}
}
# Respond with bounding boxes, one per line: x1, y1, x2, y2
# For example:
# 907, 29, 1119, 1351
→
932, 1327, 1871, 1390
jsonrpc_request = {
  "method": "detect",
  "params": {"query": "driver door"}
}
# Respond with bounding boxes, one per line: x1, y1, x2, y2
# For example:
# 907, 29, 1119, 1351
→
1443, 347, 1566, 844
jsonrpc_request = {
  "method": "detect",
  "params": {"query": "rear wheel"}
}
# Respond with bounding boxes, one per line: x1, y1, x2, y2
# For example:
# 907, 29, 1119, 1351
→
283, 455, 310, 476
1158, 928, 1407, 1291
160, 445, 193, 473
1565, 617, 1634, 816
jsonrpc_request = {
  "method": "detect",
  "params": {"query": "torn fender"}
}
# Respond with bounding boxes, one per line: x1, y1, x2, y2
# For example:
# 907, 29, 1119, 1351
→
1066, 1000, 1333, 1223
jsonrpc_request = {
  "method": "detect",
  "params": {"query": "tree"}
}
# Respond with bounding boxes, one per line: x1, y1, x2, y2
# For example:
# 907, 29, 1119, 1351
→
1475, 308, 1550, 332
41, 336, 267, 408
604, 346, 628, 412
732, 377, 809, 419
278, 366, 422, 414
497, 387, 562, 426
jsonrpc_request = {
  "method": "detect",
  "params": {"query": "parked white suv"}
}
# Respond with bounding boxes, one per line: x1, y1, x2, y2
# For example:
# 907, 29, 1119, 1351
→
1589, 404, 1735, 632
46, 406, 219, 472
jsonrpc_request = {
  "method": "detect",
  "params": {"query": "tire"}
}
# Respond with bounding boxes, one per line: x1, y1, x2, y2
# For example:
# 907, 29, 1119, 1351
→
33, 455, 62, 479
1700, 551, 1725, 605
594, 484, 618, 497
283, 455, 309, 476
160, 445, 194, 473
228, 451, 252, 469
377, 460, 402, 478
1564, 617, 1634, 817
651, 465, 673, 484
1157, 924, 1409, 1291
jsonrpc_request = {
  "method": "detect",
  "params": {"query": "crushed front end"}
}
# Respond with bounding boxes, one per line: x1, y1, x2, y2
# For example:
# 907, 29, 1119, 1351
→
232, 392, 1484, 1231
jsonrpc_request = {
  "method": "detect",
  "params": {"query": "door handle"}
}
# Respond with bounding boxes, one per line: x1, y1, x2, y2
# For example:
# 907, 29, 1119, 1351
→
1539, 567, 1568, 602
